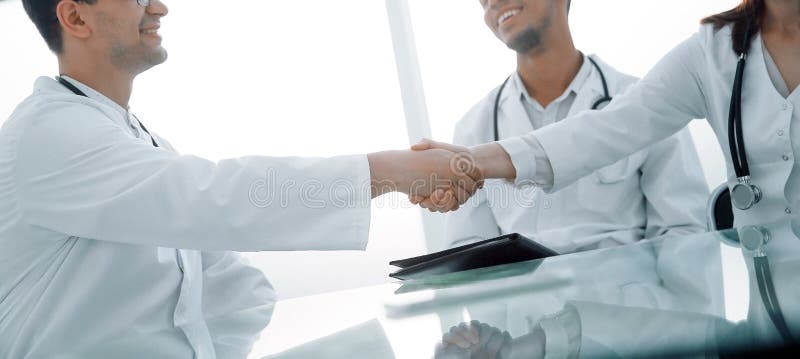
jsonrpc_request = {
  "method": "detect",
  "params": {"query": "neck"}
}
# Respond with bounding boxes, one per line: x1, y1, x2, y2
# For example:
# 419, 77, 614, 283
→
515, 26, 582, 108
58, 55, 135, 109
764, 0, 800, 34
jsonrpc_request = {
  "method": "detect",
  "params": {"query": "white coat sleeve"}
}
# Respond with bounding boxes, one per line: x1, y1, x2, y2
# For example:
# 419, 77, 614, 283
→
567, 301, 752, 357
15, 102, 371, 251
499, 32, 709, 192
639, 127, 709, 239
443, 108, 502, 249
200, 251, 276, 358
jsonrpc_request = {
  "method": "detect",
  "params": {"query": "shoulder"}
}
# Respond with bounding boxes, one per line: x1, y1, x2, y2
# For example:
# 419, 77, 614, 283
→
7, 92, 128, 161
6, 94, 106, 136
452, 82, 506, 145
696, 22, 736, 59
586, 55, 639, 94
7, 77, 120, 132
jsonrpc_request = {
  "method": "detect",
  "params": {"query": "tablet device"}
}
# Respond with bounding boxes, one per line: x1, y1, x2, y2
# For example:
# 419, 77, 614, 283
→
389, 233, 558, 280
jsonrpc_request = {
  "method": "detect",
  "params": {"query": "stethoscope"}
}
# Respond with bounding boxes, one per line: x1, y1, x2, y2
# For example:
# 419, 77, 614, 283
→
727, 22, 794, 345
727, 22, 762, 211
492, 56, 612, 142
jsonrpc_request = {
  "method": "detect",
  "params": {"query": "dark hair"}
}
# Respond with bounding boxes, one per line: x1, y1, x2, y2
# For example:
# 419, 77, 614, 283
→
22, 0, 97, 54
701, 0, 764, 55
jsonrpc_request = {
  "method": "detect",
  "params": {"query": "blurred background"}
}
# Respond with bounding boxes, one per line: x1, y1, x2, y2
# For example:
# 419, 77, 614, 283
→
0, 0, 745, 317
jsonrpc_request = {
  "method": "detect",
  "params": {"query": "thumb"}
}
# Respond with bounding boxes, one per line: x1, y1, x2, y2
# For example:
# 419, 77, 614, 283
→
410, 138, 434, 151
408, 194, 425, 204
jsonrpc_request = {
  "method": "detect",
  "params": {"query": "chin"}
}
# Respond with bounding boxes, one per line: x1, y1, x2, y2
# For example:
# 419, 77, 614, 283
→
147, 48, 169, 66
506, 27, 543, 54
132, 51, 169, 75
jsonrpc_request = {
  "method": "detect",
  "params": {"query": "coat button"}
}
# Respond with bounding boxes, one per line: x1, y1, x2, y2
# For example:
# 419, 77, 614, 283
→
787, 207, 793, 214
543, 200, 552, 209
777, 130, 785, 136
782, 103, 791, 110
783, 155, 791, 161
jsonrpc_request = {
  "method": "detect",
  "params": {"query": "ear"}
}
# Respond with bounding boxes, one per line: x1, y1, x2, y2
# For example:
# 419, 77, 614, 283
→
56, 0, 92, 40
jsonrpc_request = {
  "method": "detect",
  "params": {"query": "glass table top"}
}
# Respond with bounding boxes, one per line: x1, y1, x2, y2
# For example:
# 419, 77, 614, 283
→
249, 219, 800, 358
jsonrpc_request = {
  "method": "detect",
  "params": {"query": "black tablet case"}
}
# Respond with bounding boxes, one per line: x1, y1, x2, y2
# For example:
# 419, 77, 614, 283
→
389, 233, 558, 280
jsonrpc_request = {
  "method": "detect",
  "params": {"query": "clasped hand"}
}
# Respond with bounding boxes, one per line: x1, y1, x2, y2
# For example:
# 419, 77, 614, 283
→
368, 138, 512, 211
368, 139, 483, 211
408, 139, 483, 212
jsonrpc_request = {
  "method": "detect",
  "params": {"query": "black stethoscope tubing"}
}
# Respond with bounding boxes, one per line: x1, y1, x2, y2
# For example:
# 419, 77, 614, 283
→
755, 255, 795, 344
716, 20, 793, 344
492, 56, 612, 142
728, 21, 763, 211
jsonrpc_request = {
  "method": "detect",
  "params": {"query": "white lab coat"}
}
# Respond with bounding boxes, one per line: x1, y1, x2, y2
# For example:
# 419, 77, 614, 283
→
0, 77, 372, 358
499, 24, 800, 227
446, 55, 708, 253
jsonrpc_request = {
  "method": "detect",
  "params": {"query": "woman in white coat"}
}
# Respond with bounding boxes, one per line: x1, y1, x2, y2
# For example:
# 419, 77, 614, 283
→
418, 0, 800, 228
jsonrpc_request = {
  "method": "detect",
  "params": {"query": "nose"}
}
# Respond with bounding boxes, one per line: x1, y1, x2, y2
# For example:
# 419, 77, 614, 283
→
147, 0, 169, 17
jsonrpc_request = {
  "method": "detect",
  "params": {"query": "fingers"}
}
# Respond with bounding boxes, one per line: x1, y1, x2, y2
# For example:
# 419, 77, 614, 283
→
439, 190, 459, 212
443, 331, 473, 349
442, 323, 481, 349
410, 138, 434, 151
453, 174, 478, 203
464, 322, 480, 344
427, 189, 457, 212
411, 138, 470, 153
417, 187, 472, 213
484, 330, 511, 359
449, 151, 483, 200
440, 321, 511, 359
407, 140, 485, 212
464, 156, 484, 187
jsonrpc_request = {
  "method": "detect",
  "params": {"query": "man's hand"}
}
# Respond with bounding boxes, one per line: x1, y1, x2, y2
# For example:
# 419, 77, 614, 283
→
406, 139, 477, 212
408, 139, 517, 212
436, 320, 512, 359
367, 146, 484, 211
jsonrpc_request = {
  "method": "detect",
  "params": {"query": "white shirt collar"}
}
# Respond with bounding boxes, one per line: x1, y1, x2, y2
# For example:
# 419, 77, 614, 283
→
511, 53, 593, 109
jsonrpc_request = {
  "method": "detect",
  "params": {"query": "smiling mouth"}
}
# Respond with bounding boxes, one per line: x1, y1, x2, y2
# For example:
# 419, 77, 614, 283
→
140, 28, 160, 36
497, 9, 520, 27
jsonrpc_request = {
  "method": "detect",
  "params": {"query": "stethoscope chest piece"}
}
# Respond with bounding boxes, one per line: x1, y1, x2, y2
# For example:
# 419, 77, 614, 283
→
740, 225, 771, 256
731, 177, 762, 210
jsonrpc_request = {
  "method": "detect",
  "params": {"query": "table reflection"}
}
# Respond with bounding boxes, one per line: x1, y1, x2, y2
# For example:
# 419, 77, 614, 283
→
426, 220, 799, 358
256, 219, 800, 358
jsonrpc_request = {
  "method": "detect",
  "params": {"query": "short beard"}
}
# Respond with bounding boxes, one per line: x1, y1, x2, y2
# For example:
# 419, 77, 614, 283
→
110, 43, 168, 76
506, 27, 544, 54
506, 2, 555, 54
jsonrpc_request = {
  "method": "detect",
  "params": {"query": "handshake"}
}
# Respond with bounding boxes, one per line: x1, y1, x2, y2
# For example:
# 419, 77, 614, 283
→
367, 139, 516, 212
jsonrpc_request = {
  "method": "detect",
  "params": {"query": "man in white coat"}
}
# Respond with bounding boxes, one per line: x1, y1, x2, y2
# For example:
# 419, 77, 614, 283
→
0, 0, 481, 358
443, 0, 710, 253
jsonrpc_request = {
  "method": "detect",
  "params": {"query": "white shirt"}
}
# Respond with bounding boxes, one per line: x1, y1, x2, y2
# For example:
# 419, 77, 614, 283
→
498, 24, 800, 227
0, 77, 372, 358
446, 55, 708, 253
514, 64, 586, 130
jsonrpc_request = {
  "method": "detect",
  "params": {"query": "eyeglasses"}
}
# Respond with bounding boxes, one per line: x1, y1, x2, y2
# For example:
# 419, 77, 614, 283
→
74, 0, 151, 6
